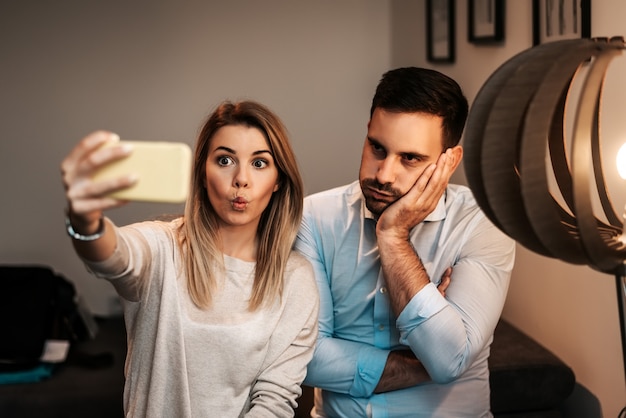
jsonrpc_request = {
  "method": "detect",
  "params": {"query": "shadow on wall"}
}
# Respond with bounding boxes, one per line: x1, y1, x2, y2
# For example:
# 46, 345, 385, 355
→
561, 383, 602, 417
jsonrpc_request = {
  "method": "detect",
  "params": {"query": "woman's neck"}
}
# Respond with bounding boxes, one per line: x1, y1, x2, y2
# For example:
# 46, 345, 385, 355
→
219, 224, 258, 262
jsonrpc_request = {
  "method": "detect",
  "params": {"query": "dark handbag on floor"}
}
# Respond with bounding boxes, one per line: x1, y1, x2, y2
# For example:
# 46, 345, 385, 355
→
0, 265, 93, 372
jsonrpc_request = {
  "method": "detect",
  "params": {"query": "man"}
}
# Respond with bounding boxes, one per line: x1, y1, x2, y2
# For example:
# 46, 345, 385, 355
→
295, 67, 515, 417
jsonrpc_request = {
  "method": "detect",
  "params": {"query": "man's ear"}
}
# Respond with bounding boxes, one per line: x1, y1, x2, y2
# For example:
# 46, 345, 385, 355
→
448, 145, 463, 171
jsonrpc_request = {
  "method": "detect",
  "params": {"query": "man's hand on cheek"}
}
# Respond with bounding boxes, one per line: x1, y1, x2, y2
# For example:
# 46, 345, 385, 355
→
376, 150, 455, 239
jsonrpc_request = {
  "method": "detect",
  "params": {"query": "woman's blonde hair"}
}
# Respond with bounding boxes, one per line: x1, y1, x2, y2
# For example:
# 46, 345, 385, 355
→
179, 100, 304, 310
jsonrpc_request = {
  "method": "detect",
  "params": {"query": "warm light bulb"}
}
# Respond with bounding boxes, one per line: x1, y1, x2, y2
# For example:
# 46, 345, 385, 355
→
617, 143, 626, 180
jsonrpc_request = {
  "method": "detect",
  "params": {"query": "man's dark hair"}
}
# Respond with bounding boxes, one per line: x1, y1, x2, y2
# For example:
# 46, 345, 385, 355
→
370, 67, 469, 149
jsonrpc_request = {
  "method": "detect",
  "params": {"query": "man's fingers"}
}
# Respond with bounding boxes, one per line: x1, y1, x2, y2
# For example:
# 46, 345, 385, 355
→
437, 267, 452, 297
406, 151, 452, 207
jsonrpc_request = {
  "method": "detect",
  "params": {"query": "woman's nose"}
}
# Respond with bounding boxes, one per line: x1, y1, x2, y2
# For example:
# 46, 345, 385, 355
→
234, 167, 249, 188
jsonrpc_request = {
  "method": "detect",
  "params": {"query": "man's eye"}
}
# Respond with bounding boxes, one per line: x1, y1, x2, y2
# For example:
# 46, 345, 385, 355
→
404, 154, 423, 163
371, 143, 385, 156
253, 159, 268, 169
218, 156, 234, 166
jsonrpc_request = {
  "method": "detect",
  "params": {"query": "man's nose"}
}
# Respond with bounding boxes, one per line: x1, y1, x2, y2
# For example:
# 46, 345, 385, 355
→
375, 158, 396, 185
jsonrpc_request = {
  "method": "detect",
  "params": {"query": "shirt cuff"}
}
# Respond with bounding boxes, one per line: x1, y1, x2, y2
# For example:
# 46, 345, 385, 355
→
349, 346, 389, 398
396, 283, 447, 344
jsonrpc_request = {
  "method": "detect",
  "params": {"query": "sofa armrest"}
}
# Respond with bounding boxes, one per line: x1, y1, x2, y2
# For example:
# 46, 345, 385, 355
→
489, 320, 576, 414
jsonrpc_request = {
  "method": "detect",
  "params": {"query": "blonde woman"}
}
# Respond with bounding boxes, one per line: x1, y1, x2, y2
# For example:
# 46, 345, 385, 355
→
61, 100, 319, 417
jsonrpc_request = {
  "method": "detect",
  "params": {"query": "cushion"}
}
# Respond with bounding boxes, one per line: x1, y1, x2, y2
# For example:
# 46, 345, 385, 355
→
489, 320, 575, 414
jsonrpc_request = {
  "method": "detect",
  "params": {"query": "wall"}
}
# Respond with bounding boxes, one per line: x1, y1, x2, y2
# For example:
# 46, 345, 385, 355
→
390, 0, 626, 416
0, 0, 390, 314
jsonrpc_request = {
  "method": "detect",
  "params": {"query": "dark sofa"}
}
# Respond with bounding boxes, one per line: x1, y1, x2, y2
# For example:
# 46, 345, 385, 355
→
488, 320, 575, 417
0, 317, 574, 418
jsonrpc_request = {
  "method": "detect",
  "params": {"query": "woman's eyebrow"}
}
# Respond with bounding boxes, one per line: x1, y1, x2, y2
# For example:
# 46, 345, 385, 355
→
215, 145, 236, 154
214, 146, 273, 156
252, 149, 273, 156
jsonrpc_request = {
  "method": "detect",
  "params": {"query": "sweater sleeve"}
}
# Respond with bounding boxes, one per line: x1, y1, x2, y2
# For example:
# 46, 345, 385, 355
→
80, 220, 173, 303
245, 254, 320, 418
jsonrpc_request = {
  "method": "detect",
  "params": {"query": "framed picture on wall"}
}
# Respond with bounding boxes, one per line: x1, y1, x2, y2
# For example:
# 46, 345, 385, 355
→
468, 0, 505, 44
532, 0, 591, 45
426, 0, 455, 63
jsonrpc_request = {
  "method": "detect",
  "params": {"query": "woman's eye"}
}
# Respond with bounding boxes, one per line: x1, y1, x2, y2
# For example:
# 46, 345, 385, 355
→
218, 156, 234, 166
253, 159, 268, 169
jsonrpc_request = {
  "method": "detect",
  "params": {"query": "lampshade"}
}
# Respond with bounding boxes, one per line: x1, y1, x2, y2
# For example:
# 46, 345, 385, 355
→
463, 37, 626, 392
464, 36, 626, 275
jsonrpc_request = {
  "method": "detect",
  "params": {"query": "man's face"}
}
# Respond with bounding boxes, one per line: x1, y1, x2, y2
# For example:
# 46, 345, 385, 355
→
359, 108, 445, 216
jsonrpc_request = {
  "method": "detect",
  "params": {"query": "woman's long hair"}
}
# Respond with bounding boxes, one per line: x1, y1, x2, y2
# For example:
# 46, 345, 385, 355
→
178, 100, 304, 311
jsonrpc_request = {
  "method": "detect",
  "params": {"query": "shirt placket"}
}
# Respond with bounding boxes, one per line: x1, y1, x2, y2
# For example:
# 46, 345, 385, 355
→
373, 268, 393, 349
370, 268, 398, 418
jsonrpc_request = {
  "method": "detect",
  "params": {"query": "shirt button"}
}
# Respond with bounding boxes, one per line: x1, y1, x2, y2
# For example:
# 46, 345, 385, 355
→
378, 324, 385, 331
379, 287, 387, 294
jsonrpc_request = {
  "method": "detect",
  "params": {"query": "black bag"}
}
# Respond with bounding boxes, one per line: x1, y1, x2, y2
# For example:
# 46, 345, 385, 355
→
0, 265, 93, 372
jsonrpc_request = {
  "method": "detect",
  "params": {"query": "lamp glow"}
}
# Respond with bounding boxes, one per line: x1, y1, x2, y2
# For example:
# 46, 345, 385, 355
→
618, 142, 626, 245
617, 142, 626, 180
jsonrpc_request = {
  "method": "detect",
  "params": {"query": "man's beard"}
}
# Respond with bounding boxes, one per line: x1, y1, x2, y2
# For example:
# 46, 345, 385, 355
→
360, 178, 403, 217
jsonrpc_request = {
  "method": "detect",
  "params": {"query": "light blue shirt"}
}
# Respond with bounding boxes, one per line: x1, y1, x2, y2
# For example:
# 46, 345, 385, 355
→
295, 181, 515, 418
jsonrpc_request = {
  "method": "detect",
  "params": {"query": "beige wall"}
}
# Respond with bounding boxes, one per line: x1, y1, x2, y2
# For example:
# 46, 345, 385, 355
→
0, 0, 390, 313
391, 0, 626, 416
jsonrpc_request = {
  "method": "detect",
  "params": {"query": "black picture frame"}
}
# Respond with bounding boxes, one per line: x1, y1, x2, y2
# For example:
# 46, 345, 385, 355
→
532, 0, 590, 46
468, 0, 505, 44
426, 0, 455, 63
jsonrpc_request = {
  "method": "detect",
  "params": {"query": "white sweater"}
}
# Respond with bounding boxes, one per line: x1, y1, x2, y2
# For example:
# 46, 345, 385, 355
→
82, 219, 319, 418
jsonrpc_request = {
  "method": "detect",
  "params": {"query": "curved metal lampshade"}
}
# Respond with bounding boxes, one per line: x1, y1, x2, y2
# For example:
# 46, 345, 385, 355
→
464, 37, 626, 274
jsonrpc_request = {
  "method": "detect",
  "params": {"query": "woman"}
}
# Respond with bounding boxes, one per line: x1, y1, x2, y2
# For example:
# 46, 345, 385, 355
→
61, 101, 319, 417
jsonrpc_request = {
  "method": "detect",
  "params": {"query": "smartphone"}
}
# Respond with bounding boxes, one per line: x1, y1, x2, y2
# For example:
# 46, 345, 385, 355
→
91, 140, 192, 203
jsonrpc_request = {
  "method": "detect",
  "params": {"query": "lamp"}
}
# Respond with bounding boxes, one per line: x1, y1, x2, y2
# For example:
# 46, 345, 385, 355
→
617, 143, 626, 181
618, 143, 626, 247
463, 36, 626, 390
